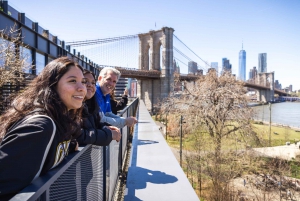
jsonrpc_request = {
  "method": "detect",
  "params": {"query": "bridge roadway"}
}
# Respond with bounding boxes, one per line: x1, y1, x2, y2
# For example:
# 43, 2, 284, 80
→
124, 101, 199, 201
244, 82, 288, 96
98, 65, 199, 81
98, 66, 289, 95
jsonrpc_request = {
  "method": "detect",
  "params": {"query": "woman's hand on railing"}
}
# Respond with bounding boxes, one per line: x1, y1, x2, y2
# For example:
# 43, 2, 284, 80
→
108, 126, 121, 142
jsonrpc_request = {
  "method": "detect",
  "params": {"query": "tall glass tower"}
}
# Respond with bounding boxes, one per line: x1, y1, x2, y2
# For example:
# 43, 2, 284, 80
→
238, 45, 246, 81
258, 53, 267, 73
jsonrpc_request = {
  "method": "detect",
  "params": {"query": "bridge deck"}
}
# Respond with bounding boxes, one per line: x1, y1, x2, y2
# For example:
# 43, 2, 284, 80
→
124, 101, 199, 201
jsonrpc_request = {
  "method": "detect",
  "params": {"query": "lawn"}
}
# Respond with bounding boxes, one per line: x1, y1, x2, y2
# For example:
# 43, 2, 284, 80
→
166, 122, 300, 150
252, 122, 300, 146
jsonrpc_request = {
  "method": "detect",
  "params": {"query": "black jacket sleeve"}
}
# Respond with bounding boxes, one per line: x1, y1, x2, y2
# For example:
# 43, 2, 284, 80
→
77, 127, 113, 146
111, 95, 128, 115
0, 116, 55, 200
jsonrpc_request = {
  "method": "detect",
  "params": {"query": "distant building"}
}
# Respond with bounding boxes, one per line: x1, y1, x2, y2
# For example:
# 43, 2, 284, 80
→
196, 69, 203, 75
289, 85, 293, 92
130, 79, 137, 97
115, 77, 128, 99
258, 53, 267, 73
249, 70, 252, 80
188, 61, 197, 74
238, 46, 246, 81
249, 66, 257, 80
173, 59, 180, 73
210, 62, 218, 72
275, 80, 281, 90
222, 58, 232, 74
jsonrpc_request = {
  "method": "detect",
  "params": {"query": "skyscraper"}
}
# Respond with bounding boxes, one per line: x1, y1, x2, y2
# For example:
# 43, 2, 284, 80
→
188, 61, 197, 74
222, 58, 232, 74
249, 66, 257, 80
211, 62, 218, 71
249, 70, 252, 80
258, 53, 267, 73
238, 45, 246, 81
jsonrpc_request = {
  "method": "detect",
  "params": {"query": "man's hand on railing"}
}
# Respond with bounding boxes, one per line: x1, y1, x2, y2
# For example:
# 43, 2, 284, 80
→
108, 126, 121, 142
125, 117, 138, 127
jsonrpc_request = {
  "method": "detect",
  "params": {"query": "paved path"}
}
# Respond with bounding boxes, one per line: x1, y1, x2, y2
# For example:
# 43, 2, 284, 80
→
124, 102, 199, 201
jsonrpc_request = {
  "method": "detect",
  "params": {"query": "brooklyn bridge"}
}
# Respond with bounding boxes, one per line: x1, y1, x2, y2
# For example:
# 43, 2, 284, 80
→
65, 28, 288, 111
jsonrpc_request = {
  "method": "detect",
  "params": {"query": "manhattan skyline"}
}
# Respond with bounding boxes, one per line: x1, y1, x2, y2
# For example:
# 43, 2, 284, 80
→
6, 0, 300, 90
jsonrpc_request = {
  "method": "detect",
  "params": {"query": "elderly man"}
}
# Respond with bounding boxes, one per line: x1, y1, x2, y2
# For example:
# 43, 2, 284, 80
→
95, 67, 137, 128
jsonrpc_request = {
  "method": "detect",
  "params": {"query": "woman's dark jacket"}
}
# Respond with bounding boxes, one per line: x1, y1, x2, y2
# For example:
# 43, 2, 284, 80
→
0, 112, 71, 200
110, 95, 128, 115
76, 97, 113, 146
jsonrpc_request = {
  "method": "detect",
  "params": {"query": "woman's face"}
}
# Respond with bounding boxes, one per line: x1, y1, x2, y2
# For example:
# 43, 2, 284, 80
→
84, 73, 96, 100
56, 66, 87, 110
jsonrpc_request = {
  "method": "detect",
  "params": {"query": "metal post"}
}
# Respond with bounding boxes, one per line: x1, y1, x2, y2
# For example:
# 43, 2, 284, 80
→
279, 176, 281, 201
269, 102, 271, 146
262, 103, 264, 122
180, 115, 183, 167
165, 113, 168, 140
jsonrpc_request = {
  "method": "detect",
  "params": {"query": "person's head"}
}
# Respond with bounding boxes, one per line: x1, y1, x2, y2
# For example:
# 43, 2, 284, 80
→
32, 56, 87, 111
54, 61, 87, 110
98, 67, 121, 95
0, 56, 86, 140
83, 69, 96, 100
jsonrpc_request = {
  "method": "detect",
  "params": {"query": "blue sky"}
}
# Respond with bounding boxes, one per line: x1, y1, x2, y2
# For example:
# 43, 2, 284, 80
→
7, 0, 300, 90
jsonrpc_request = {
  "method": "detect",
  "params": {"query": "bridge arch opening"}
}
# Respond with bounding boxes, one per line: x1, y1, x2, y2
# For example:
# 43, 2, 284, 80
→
147, 44, 150, 71
159, 43, 162, 70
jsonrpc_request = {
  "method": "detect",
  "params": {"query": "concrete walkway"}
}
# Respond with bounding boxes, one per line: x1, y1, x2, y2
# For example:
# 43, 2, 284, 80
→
124, 101, 199, 201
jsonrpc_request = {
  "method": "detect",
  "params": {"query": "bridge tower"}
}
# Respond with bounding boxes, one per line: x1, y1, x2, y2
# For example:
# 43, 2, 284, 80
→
256, 72, 275, 102
137, 27, 174, 111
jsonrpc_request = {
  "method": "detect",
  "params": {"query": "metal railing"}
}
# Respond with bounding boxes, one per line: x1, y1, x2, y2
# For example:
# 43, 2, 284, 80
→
10, 98, 139, 201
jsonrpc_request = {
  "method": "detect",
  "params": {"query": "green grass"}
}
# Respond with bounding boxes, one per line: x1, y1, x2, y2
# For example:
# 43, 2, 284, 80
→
166, 123, 299, 150
252, 123, 300, 146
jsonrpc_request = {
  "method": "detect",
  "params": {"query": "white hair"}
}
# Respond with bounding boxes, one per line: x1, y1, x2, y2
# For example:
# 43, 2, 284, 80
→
99, 67, 121, 81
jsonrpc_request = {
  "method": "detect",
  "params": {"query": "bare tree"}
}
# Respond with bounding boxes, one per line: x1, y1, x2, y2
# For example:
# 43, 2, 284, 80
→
0, 24, 32, 87
160, 71, 260, 200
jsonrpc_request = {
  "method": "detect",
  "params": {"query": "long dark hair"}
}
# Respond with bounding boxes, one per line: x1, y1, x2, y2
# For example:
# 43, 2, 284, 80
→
0, 57, 84, 141
83, 69, 98, 114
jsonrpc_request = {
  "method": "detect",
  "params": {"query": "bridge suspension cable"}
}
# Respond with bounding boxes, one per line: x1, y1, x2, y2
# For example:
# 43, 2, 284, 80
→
64, 32, 216, 75
66, 34, 138, 47
174, 34, 212, 68
174, 57, 188, 67
67, 34, 139, 69
173, 47, 192, 62
173, 34, 217, 74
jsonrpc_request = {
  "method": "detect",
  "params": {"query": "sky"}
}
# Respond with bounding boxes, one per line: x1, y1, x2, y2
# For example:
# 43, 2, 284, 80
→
6, 0, 300, 90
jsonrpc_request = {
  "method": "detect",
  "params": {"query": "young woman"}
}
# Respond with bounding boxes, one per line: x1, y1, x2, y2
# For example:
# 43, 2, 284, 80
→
0, 57, 87, 200
76, 69, 121, 146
